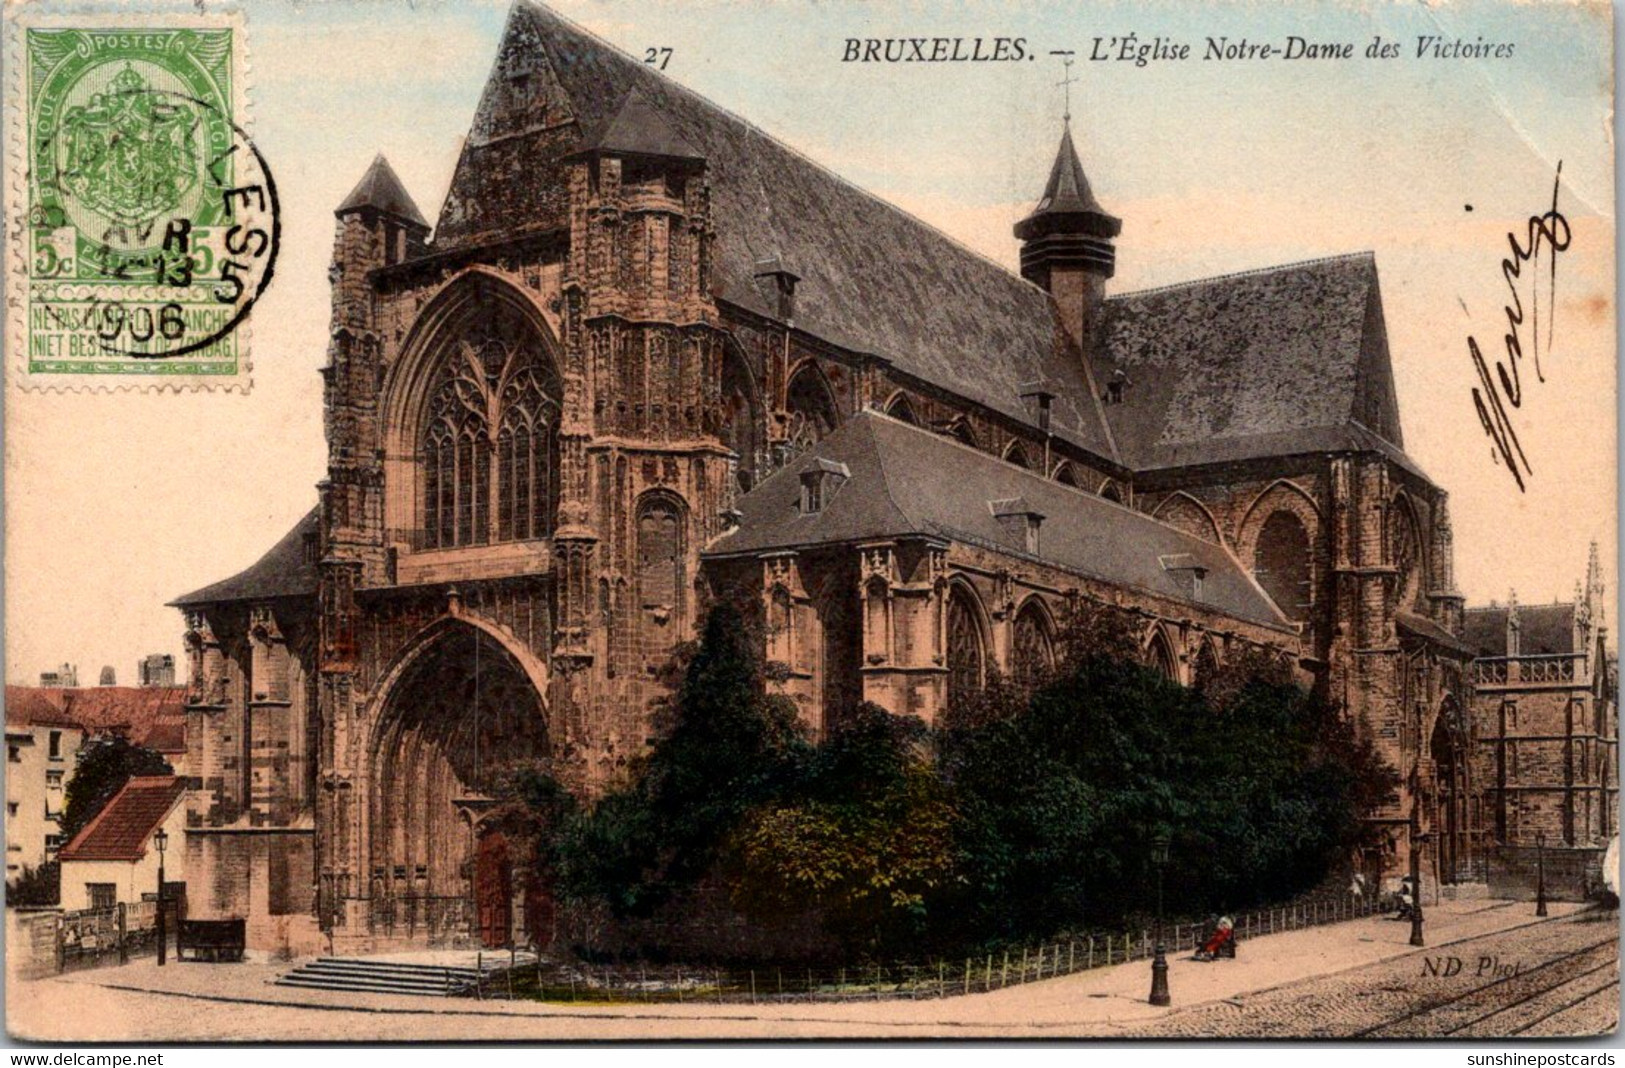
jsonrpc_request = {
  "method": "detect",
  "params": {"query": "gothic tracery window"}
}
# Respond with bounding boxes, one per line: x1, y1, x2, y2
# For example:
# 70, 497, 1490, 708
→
1389, 501, 1423, 610
946, 586, 985, 708
1012, 603, 1054, 692
785, 364, 840, 454
420, 320, 559, 550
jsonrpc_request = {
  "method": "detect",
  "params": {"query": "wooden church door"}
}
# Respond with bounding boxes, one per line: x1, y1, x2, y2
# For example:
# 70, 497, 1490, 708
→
475, 830, 512, 948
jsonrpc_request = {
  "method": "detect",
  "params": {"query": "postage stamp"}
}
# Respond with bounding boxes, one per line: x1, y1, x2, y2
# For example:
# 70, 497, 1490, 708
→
6, 9, 269, 389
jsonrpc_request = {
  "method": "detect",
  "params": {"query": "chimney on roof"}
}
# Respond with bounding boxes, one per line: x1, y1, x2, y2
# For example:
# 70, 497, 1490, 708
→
1015, 123, 1120, 357
98, 666, 116, 687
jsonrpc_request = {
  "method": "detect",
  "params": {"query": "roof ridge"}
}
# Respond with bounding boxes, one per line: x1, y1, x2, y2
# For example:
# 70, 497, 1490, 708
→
1106, 250, 1376, 302
518, 0, 1041, 291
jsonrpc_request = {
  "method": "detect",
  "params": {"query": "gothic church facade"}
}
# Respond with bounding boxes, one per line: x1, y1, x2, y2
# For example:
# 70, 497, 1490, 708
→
173, 1, 1480, 952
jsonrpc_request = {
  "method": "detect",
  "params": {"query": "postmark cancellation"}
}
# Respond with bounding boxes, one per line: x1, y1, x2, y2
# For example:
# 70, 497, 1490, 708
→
5, 7, 270, 390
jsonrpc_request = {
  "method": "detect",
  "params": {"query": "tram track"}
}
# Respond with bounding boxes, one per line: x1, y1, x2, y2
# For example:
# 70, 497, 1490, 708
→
1354, 935, 1618, 1038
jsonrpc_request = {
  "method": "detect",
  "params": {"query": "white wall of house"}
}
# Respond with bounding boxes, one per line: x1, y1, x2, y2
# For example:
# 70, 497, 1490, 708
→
5, 724, 83, 878
57, 802, 187, 912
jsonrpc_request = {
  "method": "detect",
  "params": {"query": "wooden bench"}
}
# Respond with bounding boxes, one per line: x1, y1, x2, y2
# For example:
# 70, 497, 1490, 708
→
176, 919, 246, 962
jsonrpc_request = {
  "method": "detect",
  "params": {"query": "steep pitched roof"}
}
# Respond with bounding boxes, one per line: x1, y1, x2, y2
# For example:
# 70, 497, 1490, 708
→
4, 687, 77, 730
432, 1, 1118, 464
708, 411, 1288, 629
337, 154, 429, 228
171, 507, 320, 607
1462, 603, 1577, 657
1098, 254, 1413, 475
59, 776, 186, 862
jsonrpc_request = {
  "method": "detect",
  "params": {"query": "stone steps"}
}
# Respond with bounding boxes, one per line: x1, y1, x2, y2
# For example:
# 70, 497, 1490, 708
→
274, 956, 494, 997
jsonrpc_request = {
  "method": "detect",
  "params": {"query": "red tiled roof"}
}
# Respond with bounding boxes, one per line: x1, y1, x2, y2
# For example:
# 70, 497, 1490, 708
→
142, 716, 187, 754
59, 776, 185, 862
4, 686, 78, 730
4, 686, 186, 745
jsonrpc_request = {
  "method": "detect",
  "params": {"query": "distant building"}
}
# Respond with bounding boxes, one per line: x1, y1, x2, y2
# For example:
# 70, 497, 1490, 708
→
98, 666, 116, 687
138, 655, 176, 688
1465, 544, 1618, 898
58, 776, 187, 912
39, 664, 77, 688
3, 685, 189, 889
4, 689, 85, 877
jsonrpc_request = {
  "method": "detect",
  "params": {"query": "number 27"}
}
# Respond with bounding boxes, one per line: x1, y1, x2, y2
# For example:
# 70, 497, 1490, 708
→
644, 47, 672, 70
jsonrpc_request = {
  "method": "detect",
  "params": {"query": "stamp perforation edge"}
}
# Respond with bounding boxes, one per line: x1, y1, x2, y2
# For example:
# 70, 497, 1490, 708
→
4, 2, 256, 394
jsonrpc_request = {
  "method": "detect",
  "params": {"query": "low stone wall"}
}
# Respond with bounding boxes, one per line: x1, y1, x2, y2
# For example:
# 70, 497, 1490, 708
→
1487, 844, 1606, 902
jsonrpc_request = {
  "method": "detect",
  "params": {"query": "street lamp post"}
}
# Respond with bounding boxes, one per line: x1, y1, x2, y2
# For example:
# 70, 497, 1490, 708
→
154, 827, 168, 966
1409, 805, 1425, 948
1535, 832, 1549, 917
1149, 829, 1171, 1007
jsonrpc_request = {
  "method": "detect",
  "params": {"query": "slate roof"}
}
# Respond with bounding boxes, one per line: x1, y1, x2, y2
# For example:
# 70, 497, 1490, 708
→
171, 508, 320, 607
1097, 254, 1412, 474
431, 1, 1119, 463
707, 410, 1289, 629
338, 154, 429, 228
1462, 603, 1578, 658
59, 776, 185, 863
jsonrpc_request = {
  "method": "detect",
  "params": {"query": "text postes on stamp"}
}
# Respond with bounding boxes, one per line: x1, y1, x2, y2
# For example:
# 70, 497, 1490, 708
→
11, 11, 270, 389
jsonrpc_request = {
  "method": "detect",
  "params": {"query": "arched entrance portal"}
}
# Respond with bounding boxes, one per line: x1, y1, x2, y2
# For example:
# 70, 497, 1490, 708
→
369, 625, 549, 947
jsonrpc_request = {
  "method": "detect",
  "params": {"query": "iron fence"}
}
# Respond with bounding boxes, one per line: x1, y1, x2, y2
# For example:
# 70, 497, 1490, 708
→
468, 888, 1390, 1003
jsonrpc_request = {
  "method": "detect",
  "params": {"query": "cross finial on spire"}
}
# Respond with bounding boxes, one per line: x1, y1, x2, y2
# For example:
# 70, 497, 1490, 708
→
1053, 51, 1079, 125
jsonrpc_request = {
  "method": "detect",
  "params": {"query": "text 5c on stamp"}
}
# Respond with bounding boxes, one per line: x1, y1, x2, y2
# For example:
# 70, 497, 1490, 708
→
8, 10, 274, 390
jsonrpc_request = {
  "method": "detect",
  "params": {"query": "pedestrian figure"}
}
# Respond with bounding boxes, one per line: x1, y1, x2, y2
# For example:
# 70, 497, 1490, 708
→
1193, 915, 1234, 961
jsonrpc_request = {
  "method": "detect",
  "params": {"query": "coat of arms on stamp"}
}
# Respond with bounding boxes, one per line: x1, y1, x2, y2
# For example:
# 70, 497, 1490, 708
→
11, 12, 272, 388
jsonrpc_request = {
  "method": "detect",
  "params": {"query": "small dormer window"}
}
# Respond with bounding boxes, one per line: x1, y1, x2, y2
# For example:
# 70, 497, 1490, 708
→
1160, 553, 1209, 601
1104, 368, 1131, 406
799, 459, 850, 514
991, 498, 1044, 555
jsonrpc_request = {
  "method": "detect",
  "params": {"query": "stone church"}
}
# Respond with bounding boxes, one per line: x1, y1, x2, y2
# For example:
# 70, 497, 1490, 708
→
172, 0, 1490, 952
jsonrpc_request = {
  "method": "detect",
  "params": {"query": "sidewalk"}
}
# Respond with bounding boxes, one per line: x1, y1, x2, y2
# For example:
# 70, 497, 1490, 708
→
8, 899, 1591, 1041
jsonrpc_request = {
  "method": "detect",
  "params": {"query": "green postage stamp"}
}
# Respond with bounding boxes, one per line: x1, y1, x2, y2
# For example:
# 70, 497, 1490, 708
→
6, 9, 270, 389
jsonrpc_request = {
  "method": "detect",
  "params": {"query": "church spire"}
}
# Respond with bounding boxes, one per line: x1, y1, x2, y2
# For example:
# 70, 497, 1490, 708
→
1014, 120, 1122, 361
1014, 123, 1120, 290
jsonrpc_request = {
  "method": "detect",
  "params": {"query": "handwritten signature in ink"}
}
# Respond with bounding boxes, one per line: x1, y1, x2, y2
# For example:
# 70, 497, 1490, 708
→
1469, 162, 1571, 493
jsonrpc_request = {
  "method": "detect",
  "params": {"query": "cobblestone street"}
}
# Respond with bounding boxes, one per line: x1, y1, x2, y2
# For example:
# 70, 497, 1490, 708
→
1119, 909, 1618, 1038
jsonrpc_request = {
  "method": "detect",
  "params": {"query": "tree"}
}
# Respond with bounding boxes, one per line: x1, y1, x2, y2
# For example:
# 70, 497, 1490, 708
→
60, 735, 171, 846
7, 861, 60, 906
731, 704, 957, 956
558, 603, 810, 917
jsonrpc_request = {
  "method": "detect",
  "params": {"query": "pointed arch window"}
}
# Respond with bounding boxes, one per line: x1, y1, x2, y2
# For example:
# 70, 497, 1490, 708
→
1146, 629, 1179, 682
1052, 462, 1080, 488
885, 394, 918, 425
946, 586, 986, 707
1012, 602, 1055, 692
721, 346, 762, 491
1003, 441, 1033, 470
420, 321, 559, 550
637, 495, 685, 620
785, 364, 840, 453
1254, 511, 1311, 621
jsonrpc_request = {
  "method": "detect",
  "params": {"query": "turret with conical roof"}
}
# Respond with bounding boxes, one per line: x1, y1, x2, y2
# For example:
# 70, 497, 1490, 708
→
1015, 124, 1121, 354
336, 154, 429, 267
1015, 124, 1121, 288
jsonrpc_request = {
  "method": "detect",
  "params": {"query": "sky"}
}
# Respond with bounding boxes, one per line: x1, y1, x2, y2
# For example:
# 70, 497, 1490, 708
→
3, 0, 1615, 682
